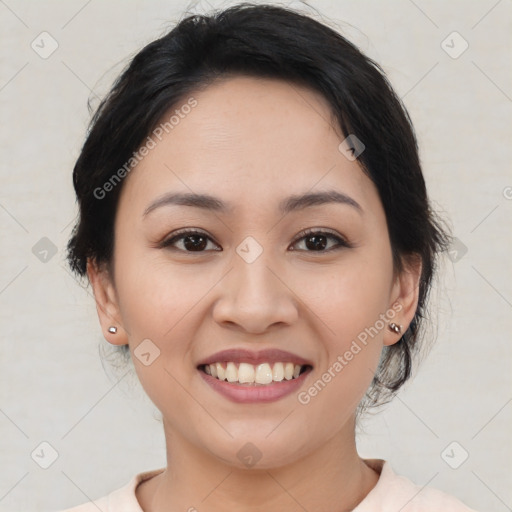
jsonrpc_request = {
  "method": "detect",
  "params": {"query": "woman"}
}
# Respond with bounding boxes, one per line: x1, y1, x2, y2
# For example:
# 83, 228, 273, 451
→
61, 3, 477, 511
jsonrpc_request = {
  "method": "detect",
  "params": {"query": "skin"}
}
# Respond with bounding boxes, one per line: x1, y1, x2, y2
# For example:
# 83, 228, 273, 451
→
88, 76, 422, 512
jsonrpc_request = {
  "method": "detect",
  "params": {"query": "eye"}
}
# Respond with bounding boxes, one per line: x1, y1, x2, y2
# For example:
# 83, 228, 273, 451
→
289, 228, 350, 252
159, 228, 350, 253
159, 229, 221, 252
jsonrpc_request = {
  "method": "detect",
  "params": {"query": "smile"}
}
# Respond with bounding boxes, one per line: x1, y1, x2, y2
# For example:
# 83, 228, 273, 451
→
196, 348, 313, 403
200, 361, 311, 385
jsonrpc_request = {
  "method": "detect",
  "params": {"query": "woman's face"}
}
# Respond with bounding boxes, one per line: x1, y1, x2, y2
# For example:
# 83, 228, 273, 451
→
90, 76, 419, 469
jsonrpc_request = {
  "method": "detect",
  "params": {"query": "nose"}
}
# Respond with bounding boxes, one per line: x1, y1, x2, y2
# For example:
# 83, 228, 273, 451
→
212, 250, 299, 334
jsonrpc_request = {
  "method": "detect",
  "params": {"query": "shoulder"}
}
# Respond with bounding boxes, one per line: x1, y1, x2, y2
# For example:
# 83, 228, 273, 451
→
356, 459, 479, 512
55, 467, 166, 512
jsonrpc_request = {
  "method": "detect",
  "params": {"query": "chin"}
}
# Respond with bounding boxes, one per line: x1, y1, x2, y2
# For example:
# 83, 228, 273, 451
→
201, 430, 311, 471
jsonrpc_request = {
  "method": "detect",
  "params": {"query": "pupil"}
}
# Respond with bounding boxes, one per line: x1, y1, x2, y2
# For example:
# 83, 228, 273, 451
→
305, 234, 327, 250
184, 235, 207, 251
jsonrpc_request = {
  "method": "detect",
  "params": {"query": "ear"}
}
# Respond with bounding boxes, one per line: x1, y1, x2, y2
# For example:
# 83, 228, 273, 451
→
86, 258, 128, 346
384, 254, 422, 347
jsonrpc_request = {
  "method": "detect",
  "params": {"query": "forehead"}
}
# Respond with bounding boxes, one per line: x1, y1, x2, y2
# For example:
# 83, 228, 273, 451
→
118, 76, 379, 215
175, 75, 342, 164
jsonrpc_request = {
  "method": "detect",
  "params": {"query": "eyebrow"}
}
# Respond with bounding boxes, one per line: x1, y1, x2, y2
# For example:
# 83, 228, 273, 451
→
142, 189, 363, 218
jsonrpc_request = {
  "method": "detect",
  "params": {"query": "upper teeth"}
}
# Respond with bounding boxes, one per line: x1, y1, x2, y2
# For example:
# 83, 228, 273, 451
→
204, 362, 303, 384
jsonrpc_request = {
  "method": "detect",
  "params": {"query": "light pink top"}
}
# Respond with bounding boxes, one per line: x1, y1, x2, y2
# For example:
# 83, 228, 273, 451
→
58, 459, 477, 511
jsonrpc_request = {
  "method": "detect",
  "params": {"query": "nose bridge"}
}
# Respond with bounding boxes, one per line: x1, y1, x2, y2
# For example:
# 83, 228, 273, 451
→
213, 237, 298, 332
233, 238, 283, 305
235, 247, 277, 298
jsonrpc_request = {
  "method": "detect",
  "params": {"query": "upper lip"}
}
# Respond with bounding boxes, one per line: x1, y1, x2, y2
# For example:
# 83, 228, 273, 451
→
197, 348, 313, 368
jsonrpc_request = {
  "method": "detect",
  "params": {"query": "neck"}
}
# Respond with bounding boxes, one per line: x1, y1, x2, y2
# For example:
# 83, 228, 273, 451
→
137, 416, 379, 512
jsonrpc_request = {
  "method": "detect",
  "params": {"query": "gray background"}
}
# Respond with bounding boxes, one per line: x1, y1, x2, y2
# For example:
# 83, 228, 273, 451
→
0, 0, 511, 510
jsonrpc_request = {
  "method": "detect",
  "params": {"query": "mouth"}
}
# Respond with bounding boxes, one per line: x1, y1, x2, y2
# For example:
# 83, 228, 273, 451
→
196, 348, 313, 402
198, 361, 313, 386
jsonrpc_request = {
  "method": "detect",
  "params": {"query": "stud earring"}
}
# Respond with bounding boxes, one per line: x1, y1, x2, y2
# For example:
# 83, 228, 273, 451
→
108, 326, 118, 334
388, 322, 402, 334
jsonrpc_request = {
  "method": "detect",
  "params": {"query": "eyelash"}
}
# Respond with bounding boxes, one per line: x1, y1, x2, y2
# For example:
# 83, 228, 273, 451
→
159, 228, 351, 253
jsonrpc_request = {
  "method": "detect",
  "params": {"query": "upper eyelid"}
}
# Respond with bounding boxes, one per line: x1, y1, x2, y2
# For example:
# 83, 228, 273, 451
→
292, 227, 344, 241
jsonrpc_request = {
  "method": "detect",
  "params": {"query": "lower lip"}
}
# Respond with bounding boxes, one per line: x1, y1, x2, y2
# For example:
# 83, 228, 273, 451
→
198, 367, 312, 403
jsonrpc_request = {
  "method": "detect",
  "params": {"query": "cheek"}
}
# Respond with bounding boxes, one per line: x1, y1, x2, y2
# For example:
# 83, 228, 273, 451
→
115, 248, 212, 337
296, 248, 393, 405
302, 253, 393, 340
114, 258, 203, 413
297, 266, 390, 426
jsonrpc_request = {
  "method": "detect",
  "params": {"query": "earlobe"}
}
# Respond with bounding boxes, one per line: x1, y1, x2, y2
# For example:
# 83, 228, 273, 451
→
86, 258, 128, 346
384, 255, 422, 347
